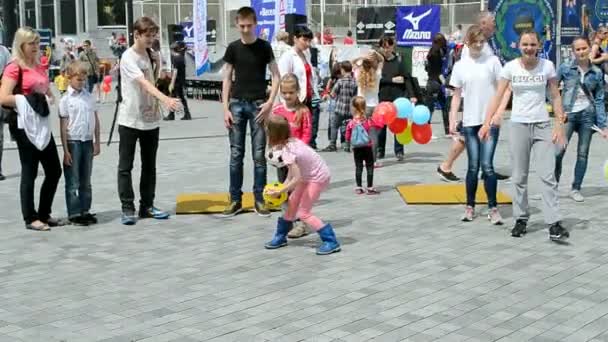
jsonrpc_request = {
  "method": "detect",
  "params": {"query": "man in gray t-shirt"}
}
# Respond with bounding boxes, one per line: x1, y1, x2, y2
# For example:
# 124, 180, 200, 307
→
0, 44, 11, 181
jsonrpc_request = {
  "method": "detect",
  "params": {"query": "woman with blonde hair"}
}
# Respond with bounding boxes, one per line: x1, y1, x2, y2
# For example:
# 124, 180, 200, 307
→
0, 27, 63, 231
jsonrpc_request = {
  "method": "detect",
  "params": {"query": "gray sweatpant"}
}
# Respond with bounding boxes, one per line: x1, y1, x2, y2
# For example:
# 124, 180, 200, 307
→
510, 121, 561, 225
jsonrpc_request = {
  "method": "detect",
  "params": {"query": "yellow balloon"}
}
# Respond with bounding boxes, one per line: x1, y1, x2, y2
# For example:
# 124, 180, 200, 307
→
604, 160, 608, 181
263, 182, 288, 208
396, 125, 413, 145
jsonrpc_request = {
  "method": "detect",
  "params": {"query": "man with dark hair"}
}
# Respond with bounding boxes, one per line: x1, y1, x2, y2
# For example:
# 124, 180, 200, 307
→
116, 16, 181, 225
165, 41, 191, 120
79, 40, 100, 93
220, 6, 281, 217
376, 35, 417, 161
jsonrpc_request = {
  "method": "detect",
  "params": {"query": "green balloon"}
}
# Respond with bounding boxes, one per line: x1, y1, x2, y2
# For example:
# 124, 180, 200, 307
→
396, 126, 413, 145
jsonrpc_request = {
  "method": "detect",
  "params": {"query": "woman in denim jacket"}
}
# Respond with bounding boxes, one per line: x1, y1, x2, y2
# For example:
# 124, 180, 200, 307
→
556, 36, 608, 202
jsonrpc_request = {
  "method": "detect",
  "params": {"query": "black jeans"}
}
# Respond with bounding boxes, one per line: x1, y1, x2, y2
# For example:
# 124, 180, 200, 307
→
377, 125, 404, 158
117, 125, 160, 212
11, 126, 61, 224
168, 83, 191, 119
353, 146, 374, 188
426, 79, 449, 135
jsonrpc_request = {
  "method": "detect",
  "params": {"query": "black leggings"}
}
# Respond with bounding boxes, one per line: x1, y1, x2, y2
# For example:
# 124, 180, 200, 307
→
353, 146, 374, 188
10, 125, 62, 224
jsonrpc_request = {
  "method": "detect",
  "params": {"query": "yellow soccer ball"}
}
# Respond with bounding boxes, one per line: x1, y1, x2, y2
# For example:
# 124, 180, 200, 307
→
263, 182, 287, 207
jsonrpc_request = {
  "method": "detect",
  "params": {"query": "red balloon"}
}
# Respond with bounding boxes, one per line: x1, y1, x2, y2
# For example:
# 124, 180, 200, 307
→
373, 102, 397, 125
388, 118, 408, 134
411, 123, 433, 144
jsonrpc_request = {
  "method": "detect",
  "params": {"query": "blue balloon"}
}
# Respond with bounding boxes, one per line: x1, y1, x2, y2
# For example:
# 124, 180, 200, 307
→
394, 97, 413, 120
412, 105, 431, 125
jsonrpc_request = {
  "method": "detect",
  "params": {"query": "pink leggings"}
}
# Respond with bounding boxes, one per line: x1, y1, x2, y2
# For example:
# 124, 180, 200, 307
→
284, 180, 329, 231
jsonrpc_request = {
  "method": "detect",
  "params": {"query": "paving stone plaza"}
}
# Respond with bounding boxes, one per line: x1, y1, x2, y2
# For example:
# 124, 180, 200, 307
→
0, 97, 608, 342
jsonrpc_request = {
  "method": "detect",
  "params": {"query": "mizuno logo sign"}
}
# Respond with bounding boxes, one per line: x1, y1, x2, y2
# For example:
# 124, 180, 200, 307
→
403, 8, 433, 30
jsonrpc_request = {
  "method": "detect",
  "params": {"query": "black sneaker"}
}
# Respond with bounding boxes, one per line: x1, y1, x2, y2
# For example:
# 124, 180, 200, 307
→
320, 145, 337, 152
0, 173, 5, 181
254, 201, 271, 217
82, 213, 98, 224
549, 221, 570, 241
69, 216, 89, 226
511, 219, 527, 237
396, 153, 404, 161
220, 201, 243, 217
437, 166, 460, 182
496, 172, 510, 180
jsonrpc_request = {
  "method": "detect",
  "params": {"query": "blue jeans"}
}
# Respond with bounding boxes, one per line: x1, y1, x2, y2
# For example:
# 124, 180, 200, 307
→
463, 125, 499, 208
555, 108, 594, 191
64, 140, 94, 218
228, 98, 267, 203
86, 75, 97, 93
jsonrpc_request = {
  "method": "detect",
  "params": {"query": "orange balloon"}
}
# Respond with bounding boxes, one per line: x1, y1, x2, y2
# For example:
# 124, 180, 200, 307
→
411, 123, 433, 144
388, 118, 408, 134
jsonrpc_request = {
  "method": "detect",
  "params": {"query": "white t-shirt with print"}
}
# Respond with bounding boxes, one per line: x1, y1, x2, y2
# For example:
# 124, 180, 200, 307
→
500, 58, 556, 123
117, 47, 160, 130
450, 54, 502, 127
357, 68, 382, 107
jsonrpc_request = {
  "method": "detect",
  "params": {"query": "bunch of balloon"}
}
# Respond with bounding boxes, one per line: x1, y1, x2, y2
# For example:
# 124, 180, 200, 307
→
410, 104, 433, 144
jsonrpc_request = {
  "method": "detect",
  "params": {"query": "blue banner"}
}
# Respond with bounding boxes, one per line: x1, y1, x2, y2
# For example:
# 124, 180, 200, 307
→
396, 5, 440, 47
252, 0, 277, 40
582, 0, 608, 35
489, 0, 556, 63
562, 0, 582, 44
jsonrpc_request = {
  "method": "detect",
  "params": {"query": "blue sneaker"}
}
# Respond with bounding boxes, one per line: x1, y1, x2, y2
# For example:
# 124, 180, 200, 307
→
139, 206, 170, 219
121, 211, 138, 225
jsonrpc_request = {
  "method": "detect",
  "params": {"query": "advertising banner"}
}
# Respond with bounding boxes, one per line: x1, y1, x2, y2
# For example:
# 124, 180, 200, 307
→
252, 0, 277, 40
489, 0, 556, 63
396, 5, 440, 47
193, 0, 209, 75
562, 0, 582, 44
181, 20, 216, 48
411, 46, 430, 87
355, 7, 396, 44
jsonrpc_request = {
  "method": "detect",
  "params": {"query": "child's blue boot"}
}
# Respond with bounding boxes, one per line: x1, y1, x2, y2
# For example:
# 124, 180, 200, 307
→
316, 224, 341, 255
264, 217, 293, 249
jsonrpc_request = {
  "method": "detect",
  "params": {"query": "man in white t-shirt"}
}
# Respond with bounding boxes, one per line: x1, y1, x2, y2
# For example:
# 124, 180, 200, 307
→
116, 17, 181, 225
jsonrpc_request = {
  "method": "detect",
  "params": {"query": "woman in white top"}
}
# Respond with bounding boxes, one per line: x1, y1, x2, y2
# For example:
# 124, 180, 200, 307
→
449, 25, 504, 225
277, 26, 315, 110
480, 29, 568, 241
353, 50, 384, 166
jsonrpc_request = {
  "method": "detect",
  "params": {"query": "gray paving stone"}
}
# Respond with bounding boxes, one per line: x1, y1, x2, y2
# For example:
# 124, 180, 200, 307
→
1, 98, 608, 341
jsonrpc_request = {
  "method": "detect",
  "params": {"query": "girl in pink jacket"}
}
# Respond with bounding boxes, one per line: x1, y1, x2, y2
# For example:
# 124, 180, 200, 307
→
345, 96, 380, 195
270, 73, 312, 238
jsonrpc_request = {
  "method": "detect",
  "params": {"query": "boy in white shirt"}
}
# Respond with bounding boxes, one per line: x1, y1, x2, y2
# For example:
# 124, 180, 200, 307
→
59, 61, 101, 226
116, 17, 180, 225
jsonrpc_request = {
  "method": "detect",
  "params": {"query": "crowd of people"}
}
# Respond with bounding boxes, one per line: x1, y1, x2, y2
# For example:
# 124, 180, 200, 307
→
0, 7, 607, 251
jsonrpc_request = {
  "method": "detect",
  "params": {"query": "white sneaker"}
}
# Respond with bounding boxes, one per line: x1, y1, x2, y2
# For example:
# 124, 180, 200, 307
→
530, 194, 542, 201
570, 190, 584, 202
461, 206, 475, 222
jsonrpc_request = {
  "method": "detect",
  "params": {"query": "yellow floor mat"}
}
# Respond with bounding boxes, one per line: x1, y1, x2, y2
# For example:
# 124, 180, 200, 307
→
396, 184, 512, 204
176, 192, 281, 214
